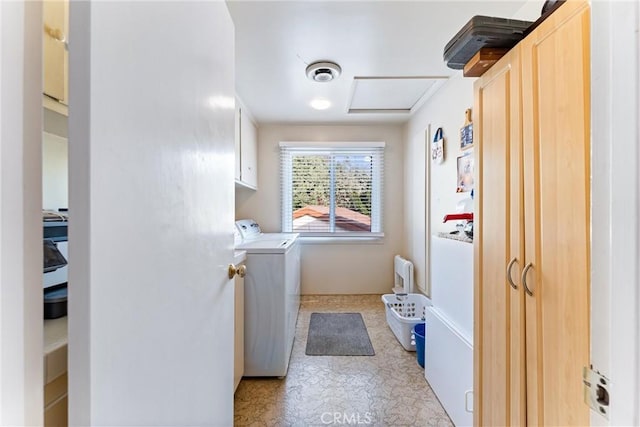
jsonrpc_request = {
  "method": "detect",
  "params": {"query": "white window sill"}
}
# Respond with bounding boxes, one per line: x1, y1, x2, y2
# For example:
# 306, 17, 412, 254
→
298, 235, 385, 245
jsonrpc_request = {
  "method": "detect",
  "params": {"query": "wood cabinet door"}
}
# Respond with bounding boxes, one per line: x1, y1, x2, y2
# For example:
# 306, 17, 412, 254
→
43, 0, 67, 103
521, 1, 591, 425
473, 46, 526, 427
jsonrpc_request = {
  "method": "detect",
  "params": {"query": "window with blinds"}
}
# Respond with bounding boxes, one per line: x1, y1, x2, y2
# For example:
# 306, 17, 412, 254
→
280, 142, 384, 237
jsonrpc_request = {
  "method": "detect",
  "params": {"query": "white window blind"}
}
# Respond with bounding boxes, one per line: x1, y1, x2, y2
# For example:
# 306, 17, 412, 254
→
280, 142, 384, 237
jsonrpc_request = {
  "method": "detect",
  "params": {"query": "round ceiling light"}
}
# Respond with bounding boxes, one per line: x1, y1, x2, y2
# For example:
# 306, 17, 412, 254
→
310, 98, 331, 110
306, 61, 342, 82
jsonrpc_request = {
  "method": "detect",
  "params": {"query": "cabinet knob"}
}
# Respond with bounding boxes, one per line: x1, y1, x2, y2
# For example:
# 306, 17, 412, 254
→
44, 23, 65, 41
43, 24, 68, 51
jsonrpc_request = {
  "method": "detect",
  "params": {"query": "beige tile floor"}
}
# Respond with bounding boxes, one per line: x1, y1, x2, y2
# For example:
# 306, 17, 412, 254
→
234, 295, 453, 427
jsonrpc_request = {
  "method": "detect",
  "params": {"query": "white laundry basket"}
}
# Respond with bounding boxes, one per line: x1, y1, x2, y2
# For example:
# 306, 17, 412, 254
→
382, 293, 431, 351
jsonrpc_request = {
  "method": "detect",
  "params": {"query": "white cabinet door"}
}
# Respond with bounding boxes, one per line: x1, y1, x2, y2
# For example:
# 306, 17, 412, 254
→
234, 103, 241, 181
235, 97, 258, 189
239, 109, 258, 188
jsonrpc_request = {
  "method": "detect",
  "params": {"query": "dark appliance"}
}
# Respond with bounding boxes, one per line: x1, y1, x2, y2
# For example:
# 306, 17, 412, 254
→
444, 16, 533, 70
44, 286, 67, 319
44, 239, 67, 272
43, 239, 68, 319
43, 214, 68, 289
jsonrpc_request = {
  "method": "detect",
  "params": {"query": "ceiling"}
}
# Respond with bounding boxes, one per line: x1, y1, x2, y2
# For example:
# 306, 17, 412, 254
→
227, 1, 533, 125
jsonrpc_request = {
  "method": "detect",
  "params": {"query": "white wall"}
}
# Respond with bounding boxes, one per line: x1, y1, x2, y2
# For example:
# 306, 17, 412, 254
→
402, 0, 543, 296
68, 2, 236, 425
407, 75, 475, 236
400, 124, 427, 294
0, 1, 43, 424
403, 74, 474, 295
42, 132, 68, 210
236, 124, 405, 295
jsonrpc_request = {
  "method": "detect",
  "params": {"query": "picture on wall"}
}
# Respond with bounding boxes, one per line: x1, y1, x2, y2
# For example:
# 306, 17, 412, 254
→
432, 127, 445, 164
460, 108, 473, 151
456, 153, 474, 193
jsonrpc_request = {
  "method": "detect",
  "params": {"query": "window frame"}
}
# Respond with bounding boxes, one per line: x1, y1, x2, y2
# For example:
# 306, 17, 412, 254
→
280, 141, 385, 239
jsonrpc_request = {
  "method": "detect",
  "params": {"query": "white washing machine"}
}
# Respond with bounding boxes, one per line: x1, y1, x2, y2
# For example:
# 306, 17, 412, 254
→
235, 219, 300, 377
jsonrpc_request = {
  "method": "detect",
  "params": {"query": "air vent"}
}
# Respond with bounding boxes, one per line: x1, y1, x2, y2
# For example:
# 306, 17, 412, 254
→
306, 61, 341, 82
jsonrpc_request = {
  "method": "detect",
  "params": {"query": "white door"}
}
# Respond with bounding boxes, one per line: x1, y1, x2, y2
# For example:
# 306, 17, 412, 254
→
591, 1, 640, 425
0, 1, 44, 424
68, 2, 235, 425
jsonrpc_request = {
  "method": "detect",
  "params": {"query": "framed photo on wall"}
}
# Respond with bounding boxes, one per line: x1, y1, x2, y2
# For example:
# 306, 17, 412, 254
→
460, 108, 473, 151
456, 153, 474, 193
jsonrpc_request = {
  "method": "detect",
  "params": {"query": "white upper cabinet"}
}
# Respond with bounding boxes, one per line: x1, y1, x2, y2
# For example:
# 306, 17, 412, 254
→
234, 103, 242, 181
235, 97, 258, 189
240, 108, 258, 188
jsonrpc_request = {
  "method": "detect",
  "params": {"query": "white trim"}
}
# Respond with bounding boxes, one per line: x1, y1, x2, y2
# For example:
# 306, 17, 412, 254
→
298, 235, 385, 245
298, 232, 384, 239
279, 141, 385, 148
280, 144, 384, 235
425, 125, 432, 297
0, 1, 44, 424
591, 1, 640, 425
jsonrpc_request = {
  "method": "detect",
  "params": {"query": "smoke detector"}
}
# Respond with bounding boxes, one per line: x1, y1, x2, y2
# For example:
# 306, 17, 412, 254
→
306, 61, 341, 82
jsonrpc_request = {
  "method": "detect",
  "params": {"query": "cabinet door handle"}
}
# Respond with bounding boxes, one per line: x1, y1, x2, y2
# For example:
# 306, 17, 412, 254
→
464, 390, 473, 413
521, 262, 534, 296
506, 257, 518, 290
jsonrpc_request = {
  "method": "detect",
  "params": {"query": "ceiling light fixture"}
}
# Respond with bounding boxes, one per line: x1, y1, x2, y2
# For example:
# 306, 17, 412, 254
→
310, 98, 331, 110
306, 61, 342, 82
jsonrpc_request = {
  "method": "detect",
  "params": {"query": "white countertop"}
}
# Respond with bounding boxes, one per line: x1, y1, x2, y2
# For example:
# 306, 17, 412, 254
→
234, 250, 247, 264
436, 231, 472, 244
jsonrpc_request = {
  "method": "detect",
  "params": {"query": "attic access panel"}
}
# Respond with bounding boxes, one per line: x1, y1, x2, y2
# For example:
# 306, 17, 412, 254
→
347, 76, 447, 114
